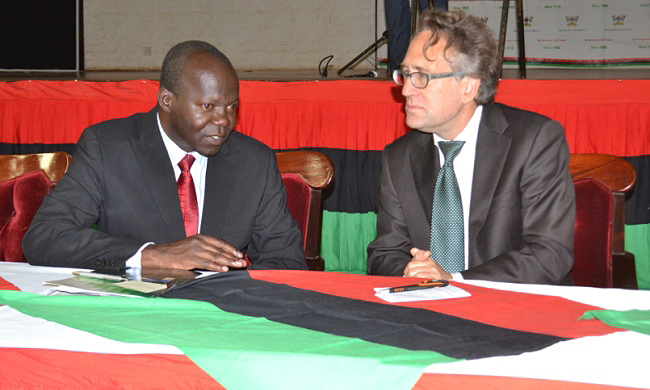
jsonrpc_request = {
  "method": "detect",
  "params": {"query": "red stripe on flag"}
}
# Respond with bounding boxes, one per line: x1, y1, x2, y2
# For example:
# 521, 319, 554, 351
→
0, 347, 223, 389
0, 276, 20, 291
250, 270, 618, 339
413, 373, 634, 390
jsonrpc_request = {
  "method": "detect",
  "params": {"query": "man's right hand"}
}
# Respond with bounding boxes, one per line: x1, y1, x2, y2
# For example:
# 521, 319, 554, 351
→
403, 247, 452, 280
141, 235, 246, 272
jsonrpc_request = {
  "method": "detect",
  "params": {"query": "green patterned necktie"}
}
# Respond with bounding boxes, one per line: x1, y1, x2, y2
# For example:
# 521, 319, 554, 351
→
430, 140, 465, 273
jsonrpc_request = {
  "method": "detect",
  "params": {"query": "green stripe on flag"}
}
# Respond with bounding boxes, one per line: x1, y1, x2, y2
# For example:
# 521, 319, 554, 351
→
0, 290, 458, 389
582, 310, 650, 336
321, 210, 377, 274
625, 224, 650, 290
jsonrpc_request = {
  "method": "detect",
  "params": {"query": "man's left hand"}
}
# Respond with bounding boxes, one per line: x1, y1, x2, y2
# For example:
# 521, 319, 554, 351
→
403, 247, 452, 279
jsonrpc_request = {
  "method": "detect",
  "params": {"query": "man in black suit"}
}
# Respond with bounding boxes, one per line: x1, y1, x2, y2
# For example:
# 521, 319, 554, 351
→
367, 10, 575, 284
23, 41, 306, 272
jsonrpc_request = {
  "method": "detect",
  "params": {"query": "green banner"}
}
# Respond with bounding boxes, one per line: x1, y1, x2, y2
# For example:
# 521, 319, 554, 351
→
625, 224, 650, 290
321, 211, 377, 274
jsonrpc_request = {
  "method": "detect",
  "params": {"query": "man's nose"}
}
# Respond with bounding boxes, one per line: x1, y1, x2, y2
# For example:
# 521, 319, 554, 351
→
401, 77, 417, 97
211, 107, 228, 127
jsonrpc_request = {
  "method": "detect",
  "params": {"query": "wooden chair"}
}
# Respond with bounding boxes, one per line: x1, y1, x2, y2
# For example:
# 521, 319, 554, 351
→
569, 154, 637, 288
0, 152, 72, 183
276, 151, 334, 271
0, 152, 72, 261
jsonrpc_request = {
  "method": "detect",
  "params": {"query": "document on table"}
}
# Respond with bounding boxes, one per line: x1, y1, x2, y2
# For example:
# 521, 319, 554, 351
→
42, 268, 202, 297
44, 275, 167, 297
374, 284, 471, 303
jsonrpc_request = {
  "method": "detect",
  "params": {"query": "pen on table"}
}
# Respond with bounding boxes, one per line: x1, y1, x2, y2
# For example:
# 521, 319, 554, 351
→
382, 279, 449, 293
73, 271, 125, 282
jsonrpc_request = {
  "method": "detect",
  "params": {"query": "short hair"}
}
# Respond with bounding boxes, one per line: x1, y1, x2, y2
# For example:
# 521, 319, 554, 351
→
417, 9, 499, 104
159, 40, 233, 95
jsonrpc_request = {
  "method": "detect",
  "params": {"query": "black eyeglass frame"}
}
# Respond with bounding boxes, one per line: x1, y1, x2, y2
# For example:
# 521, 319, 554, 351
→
392, 69, 465, 89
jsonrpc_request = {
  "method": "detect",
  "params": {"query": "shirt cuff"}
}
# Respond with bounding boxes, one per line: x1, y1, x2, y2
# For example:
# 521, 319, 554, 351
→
124, 242, 154, 269
451, 272, 465, 281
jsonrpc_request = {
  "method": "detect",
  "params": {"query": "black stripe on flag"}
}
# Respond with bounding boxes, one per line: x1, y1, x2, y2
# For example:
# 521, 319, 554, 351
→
163, 272, 567, 360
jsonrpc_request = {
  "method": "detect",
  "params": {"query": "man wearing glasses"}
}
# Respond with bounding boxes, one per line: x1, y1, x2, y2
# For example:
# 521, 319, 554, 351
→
367, 9, 575, 284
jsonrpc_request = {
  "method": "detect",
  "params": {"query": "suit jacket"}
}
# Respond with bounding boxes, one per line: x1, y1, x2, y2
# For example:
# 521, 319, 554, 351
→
23, 108, 306, 271
367, 103, 575, 284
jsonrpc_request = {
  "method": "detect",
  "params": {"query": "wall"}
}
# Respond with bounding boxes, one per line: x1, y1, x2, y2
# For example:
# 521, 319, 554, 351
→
84, 0, 387, 71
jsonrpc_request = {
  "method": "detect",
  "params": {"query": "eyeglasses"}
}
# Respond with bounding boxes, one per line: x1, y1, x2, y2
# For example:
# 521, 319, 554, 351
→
392, 69, 465, 89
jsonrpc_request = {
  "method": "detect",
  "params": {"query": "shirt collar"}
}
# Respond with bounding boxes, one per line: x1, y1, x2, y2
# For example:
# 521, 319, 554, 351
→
156, 112, 205, 166
433, 105, 483, 145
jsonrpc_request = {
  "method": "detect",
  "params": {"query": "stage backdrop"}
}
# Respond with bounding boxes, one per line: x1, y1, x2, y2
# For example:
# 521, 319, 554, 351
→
0, 79, 649, 289
449, 0, 650, 67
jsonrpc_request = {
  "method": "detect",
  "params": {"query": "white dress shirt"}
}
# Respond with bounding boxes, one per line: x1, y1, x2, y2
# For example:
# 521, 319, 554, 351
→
125, 113, 208, 269
432, 105, 483, 276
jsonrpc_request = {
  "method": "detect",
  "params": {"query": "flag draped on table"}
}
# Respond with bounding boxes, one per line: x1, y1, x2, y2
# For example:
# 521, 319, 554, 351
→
0, 271, 621, 389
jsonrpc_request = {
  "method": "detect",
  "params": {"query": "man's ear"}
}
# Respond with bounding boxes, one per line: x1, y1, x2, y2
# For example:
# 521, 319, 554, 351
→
460, 77, 480, 104
158, 87, 173, 113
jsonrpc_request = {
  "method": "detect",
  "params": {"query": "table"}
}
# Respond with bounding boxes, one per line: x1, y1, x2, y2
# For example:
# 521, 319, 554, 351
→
1, 262, 649, 389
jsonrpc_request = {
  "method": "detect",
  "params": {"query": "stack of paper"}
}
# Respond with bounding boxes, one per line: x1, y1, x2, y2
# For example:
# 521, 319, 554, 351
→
374, 284, 471, 303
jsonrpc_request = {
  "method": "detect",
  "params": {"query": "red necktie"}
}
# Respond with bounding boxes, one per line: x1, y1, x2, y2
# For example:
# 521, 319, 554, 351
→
177, 154, 199, 236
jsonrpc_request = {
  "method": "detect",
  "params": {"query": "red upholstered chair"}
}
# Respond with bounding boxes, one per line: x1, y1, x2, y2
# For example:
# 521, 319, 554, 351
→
0, 152, 72, 262
0, 152, 72, 183
276, 151, 334, 271
569, 154, 637, 288
0, 170, 52, 261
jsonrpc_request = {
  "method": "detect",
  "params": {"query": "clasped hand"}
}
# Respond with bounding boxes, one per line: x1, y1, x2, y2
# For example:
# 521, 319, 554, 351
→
141, 234, 246, 272
403, 247, 452, 280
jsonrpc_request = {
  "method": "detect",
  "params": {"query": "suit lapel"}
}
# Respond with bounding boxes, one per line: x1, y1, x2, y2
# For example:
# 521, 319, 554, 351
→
130, 109, 186, 240
411, 133, 439, 226
469, 104, 511, 247
201, 136, 238, 236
